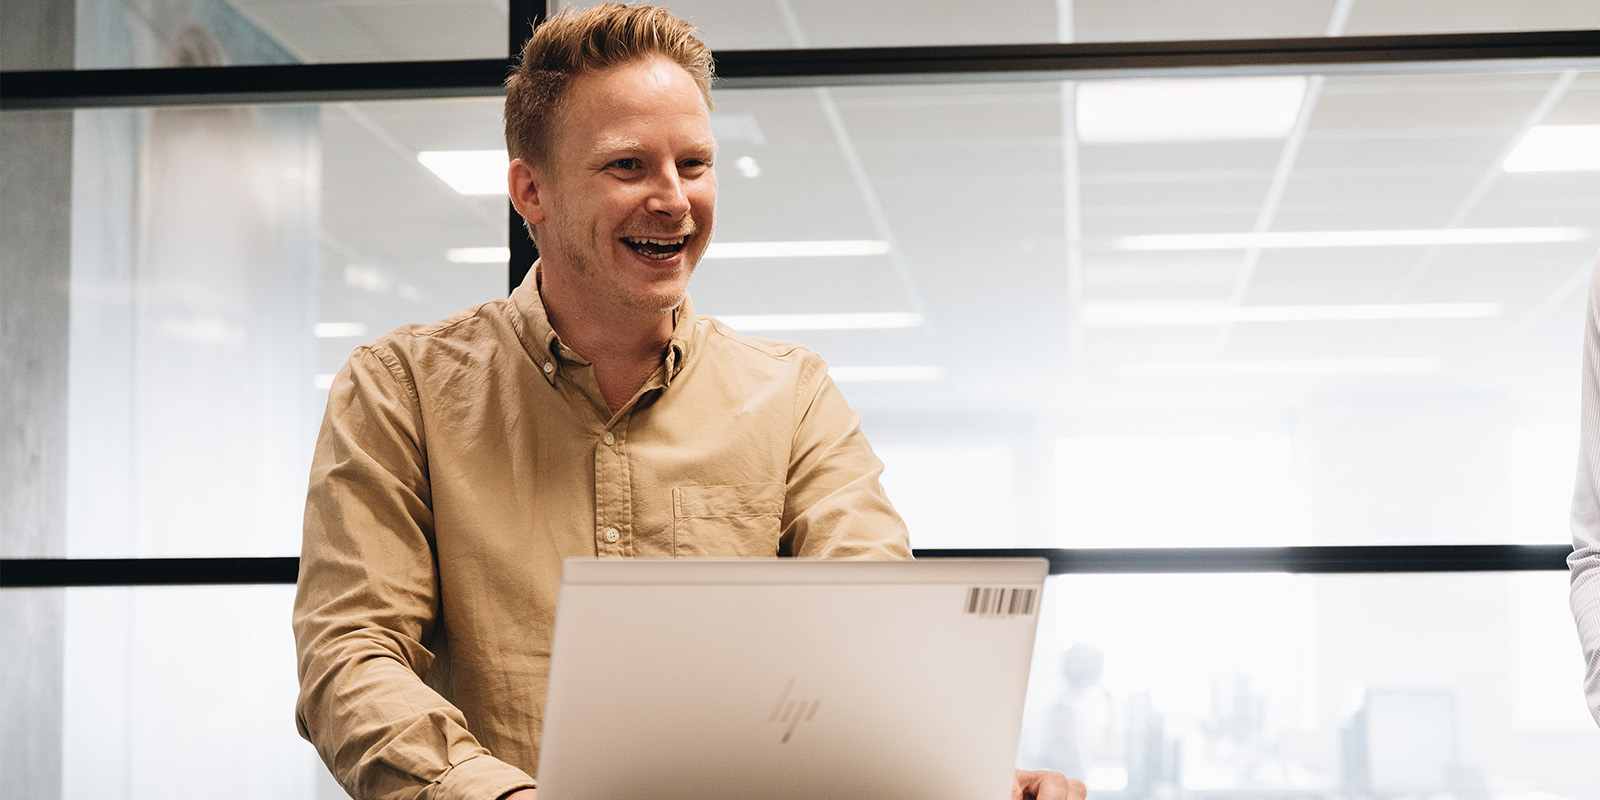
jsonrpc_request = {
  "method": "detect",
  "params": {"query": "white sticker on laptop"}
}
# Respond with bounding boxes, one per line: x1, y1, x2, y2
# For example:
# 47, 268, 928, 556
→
963, 586, 1037, 618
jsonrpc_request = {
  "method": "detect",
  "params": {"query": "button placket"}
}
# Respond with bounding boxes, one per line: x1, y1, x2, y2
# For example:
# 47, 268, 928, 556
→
593, 415, 633, 556
594, 423, 628, 554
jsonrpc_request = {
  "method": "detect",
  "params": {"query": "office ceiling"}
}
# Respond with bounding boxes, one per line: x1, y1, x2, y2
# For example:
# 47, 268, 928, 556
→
215, 0, 1600, 421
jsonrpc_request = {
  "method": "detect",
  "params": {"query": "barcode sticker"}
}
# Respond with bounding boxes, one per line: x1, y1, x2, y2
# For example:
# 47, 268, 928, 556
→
963, 586, 1037, 618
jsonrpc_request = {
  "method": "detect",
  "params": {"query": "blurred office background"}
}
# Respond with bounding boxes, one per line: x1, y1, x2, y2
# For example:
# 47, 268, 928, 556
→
3, 0, 1598, 797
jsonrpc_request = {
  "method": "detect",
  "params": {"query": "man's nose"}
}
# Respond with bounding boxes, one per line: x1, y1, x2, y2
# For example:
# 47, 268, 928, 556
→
645, 169, 690, 218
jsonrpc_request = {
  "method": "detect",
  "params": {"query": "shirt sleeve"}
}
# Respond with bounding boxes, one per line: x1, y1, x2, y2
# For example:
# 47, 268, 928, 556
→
779, 351, 915, 559
1571, 249, 1600, 729
293, 345, 538, 800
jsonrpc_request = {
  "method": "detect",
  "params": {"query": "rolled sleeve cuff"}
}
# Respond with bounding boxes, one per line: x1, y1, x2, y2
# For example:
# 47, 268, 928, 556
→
1573, 552, 1600, 727
434, 754, 535, 800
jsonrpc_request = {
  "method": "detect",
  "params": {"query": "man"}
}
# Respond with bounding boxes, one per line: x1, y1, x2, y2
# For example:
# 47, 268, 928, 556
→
293, 5, 1085, 799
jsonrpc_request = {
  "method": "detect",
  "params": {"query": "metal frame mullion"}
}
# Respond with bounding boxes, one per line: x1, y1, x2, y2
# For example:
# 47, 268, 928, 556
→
0, 557, 302, 587
714, 29, 1600, 86
917, 544, 1572, 574
507, 0, 546, 294
0, 545, 1570, 587
0, 58, 510, 109
3, 30, 1596, 110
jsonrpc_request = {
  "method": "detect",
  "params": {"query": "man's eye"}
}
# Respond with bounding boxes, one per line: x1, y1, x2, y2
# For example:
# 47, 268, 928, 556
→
611, 158, 642, 170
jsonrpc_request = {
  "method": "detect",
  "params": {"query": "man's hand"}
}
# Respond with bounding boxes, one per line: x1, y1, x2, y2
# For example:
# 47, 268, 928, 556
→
1013, 768, 1087, 800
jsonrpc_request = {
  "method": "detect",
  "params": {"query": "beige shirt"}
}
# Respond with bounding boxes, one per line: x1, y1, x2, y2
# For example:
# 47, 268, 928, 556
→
292, 267, 912, 800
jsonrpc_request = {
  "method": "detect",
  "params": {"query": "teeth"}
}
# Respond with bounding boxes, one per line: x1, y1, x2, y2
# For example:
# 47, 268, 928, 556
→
624, 236, 687, 245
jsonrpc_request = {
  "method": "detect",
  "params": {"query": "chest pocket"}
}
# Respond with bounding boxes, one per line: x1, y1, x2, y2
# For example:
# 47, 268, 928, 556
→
671, 483, 784, 557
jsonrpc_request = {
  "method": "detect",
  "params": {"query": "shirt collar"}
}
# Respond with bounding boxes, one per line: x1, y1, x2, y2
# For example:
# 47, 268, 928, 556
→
511, 261, 695, 387
663, 296, 693, 387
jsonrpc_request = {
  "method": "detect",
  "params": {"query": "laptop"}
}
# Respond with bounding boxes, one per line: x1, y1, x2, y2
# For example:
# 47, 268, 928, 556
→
535, 557, 1049, 800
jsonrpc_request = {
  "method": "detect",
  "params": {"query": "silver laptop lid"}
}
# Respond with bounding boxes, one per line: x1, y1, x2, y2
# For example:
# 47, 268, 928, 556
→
536, 558, 1048, 800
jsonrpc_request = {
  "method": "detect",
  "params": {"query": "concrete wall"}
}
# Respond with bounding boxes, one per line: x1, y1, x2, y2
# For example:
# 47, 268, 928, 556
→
1, 3, 76, 798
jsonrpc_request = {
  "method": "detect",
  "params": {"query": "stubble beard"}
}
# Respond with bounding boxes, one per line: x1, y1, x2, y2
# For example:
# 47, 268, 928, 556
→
539, 213, 699, 318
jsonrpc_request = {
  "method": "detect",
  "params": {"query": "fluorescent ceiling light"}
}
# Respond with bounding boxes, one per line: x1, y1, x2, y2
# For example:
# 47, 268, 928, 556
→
418, 150, 508, 195
1117, 227, 1587, 251
313, 322, 368, 338
1077, 76, 1307, 142
829, 365, 944, 382
1504, 125, 1600, 172
447, 247, 511, 263
716, 312, 924, 332
1493, 792, 1573, 800
1120, 359, 1439, 377
703, 240, 890, 259
1082, 302, 1502, 328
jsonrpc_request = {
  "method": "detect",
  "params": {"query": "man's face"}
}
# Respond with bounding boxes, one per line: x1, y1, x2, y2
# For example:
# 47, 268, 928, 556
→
525, 58, 716, 316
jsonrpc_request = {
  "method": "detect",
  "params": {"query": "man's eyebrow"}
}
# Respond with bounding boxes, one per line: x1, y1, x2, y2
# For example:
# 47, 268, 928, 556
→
587, 136, 719, 159
589, 136, 644, 157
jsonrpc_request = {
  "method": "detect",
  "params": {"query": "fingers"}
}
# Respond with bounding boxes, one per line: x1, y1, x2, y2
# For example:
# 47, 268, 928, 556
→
1014, 768, 1087, 800
1065, 776, 1087, 800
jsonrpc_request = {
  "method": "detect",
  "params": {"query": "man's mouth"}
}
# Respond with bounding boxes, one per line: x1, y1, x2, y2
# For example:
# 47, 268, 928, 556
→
621, 235, 688, 261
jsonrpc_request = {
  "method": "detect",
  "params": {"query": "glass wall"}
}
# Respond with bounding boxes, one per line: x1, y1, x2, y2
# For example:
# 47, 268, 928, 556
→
53, 0, 1600, 67
1020, 572, 1599, 799
5, 572, 1594, 800
12, 71, 1593, 557
693, 72, 1597, 549
3, 98, 507, 560
554, 0, 1600, 48
3, 586, 343, 799
73, 0, 506, 68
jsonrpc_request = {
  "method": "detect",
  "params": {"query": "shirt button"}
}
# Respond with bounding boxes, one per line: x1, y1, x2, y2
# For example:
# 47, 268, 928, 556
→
604, 528, 620, 543
602, 431, 615, 445
543, 362, 554, 374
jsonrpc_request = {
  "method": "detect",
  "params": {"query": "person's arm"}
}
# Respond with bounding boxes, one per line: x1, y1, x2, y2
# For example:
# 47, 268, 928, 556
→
779, 353, 913, 558
293, 346, 536, 799
1572, 250, 1600, 729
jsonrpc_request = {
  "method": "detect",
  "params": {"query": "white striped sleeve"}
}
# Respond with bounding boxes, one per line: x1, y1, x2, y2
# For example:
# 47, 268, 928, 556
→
1570, 247, 1600, 728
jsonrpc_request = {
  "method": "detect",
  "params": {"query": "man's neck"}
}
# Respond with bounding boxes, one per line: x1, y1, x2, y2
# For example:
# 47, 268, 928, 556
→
538, 267, 677, 414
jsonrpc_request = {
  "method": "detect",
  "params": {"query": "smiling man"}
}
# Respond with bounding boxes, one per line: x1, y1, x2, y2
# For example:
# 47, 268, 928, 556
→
292, 5, 1080, 800
506, 41, 717, 414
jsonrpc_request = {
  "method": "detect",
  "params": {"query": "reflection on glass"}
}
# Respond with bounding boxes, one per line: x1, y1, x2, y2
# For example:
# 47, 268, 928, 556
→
74, 0, 503, 68
554, 0, 1600, 49
1055, 433, 1298, 548
0, 586, 338, 800
67, 98, 318, 559
48, 98, 508, 559
1019, 573, 1600, 799
19, 70, 1592, 556
698, 72, 1595, 549
5, 572, 1592, 799
49, 0, 1600, 70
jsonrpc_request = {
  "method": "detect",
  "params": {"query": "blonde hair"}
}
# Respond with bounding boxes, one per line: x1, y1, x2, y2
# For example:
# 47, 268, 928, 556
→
504, 3, 715, 166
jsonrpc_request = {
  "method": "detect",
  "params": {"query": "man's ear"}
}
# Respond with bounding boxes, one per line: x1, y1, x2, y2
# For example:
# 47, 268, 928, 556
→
508, 158, 547, 226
